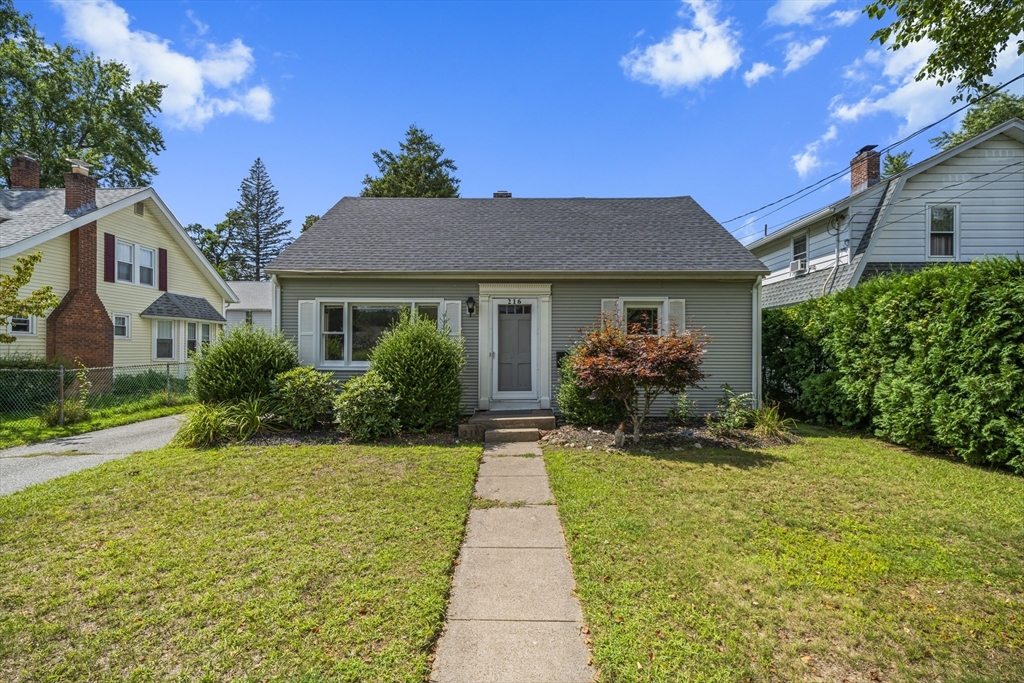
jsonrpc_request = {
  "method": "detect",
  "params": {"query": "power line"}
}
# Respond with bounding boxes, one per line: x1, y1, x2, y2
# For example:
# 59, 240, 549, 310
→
722, 72, 1024, 230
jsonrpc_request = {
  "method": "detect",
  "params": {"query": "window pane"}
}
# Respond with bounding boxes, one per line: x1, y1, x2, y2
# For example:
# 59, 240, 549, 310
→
416, 304, 439, 323
930, 206, 954, 232
157, 320, 173, 338
156, 339, 174, 359
113, 315, 127, 337
323, 334, 345, 361
140, 266, 154, 286
793, 236, 807, 260
626, 307, 659, 335
117, 262, 133, 282
930, 233, 954, 257
140, 249, 154, 268
323, 305, 344, 333
245, 311, 253, 325
117, 242, 133, 263
187, 322, 196, 340
352, 305, 404, 361
201, 324, 211, 343
11, 317, 30, 333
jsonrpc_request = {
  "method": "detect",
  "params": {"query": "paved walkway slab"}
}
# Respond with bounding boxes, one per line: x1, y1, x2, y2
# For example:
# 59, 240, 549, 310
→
482, 441, 544, 456
432, 441, 593, 682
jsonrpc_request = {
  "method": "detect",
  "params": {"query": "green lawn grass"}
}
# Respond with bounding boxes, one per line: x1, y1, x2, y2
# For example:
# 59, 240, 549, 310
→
545, 425, 1024, 682
0, 443, 481, 681
0, 396, 189, 449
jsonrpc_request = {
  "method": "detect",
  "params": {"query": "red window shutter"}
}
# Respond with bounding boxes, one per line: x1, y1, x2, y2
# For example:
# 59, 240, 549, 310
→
103, 233, 115, 282
158, 248, 168, 291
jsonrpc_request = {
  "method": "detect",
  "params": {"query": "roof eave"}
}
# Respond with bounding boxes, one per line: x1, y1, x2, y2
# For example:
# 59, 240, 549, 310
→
265, 268, 769, 279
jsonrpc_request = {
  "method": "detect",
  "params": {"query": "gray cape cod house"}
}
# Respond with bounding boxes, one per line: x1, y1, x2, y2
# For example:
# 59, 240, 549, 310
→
266, 195, 769, 416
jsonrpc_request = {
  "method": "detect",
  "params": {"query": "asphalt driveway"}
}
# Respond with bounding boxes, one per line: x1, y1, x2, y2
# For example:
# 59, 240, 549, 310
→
0, 415, 181, 496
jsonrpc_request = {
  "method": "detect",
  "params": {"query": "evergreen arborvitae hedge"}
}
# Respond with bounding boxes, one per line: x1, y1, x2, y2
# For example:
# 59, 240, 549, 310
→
763, 257, 1024, 473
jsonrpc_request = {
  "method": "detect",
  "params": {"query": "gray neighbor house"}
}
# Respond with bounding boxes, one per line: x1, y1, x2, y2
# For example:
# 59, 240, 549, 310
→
266, 196, 769, 416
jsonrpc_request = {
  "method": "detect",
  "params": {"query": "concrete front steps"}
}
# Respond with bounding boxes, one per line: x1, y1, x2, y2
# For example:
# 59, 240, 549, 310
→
458, 410, 555, 442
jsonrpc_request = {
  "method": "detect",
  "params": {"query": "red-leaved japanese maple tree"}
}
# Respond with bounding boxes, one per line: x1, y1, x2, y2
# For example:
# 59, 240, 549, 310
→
570, 314, 708, 442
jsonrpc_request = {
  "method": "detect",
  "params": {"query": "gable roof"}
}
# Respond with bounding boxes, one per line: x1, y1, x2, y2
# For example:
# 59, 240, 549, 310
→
746, 117, 1024, 252
0, 186, 237, 303
225, 281, 274, 311
268, 196, 768, 277
141, 292, 226, 322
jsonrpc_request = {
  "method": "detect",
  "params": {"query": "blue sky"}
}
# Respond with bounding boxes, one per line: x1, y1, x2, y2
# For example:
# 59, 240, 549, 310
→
23, 0, 1024, 245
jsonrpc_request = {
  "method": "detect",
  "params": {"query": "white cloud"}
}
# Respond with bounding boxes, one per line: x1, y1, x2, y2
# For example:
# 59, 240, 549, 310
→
766, 0, 837, 26
829, 36, 1024, 135
743, 62, 776, 86
54, 0, 273, 129
621, 0, 743, 91
829, 9, 859, 26
783, 37, 829, 73
792, 125, 838, 178
186, 9, 208, 36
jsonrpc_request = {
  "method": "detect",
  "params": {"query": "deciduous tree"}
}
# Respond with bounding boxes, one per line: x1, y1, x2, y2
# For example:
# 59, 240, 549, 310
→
0, 0, 165, 188
929, 90, 1024, 149
1, 252, 60, 344
882, 150, 913, 177
865, 0, 1024, 101
571, 314, 708, 442
361, 125, 460, 198
186, 211, 245, 280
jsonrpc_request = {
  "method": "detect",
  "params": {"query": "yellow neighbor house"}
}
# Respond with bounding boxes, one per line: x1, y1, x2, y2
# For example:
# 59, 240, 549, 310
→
0, 155, 237, 368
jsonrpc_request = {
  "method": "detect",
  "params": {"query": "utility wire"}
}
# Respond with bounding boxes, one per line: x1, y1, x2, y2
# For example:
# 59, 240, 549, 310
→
722, 72, 1024, 230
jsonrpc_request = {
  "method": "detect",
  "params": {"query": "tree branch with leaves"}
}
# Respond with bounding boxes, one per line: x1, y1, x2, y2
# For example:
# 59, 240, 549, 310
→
1, 252, 60, 344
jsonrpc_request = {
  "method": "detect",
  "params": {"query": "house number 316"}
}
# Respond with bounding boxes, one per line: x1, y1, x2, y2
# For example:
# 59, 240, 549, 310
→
506, 298, 522, 305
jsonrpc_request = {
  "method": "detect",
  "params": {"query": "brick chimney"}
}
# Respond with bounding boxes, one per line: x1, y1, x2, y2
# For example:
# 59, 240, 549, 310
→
493, 190, 512, 198
10, 153, 40, 189
64, 159, 97, 214
46, 160, 113, 368
850, 145, 880, 194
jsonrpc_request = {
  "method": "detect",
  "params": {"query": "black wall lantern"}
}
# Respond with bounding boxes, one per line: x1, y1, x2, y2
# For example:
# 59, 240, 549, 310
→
466, 296, 476, 317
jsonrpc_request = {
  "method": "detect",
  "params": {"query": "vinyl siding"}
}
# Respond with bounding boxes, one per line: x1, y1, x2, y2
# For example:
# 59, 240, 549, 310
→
870, 134, 1024, 262
225, 309, 273, 333
96, 201, 225, 366
279, 276, 757, 417
0, 233, 70, 359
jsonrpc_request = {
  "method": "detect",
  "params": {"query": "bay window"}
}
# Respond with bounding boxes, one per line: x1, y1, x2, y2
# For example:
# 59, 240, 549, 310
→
187, 322, 198, 354
156, 320, 175, 360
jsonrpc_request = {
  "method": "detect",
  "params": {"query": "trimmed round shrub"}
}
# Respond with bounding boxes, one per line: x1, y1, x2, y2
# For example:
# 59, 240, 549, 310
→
189, 325, 297, 404
273, 367, 338, 431
334, 371, 400, 442
369, 308, 465, 432
555, 346, 626, 426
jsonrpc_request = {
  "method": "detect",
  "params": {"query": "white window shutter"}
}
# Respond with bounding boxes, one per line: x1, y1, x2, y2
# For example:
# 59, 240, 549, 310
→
444, 300, 462, 337
297, 300, 316, 365
668, 299, 686, 332
601, 298, 619, 319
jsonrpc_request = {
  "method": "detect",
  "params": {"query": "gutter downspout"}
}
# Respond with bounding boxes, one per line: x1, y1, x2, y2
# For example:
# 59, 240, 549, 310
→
752, 276, 763, 409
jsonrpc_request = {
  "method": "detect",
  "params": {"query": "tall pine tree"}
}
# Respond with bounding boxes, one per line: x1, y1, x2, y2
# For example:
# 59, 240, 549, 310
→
361, 125, 460, 198
234, 158, 292, 280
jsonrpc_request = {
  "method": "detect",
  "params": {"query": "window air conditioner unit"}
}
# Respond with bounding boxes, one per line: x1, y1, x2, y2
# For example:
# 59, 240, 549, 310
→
790, 259, 806, 274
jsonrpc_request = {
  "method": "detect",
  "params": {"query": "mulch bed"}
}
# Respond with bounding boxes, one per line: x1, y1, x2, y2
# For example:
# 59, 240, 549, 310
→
541, 418, 792, 453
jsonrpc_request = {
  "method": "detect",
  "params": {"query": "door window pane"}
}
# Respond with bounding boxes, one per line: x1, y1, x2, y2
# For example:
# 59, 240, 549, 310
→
156, 320, 174, 359
351, 305, 405, 361
139, 248, 155, 286
117, 242, 134, 282
322, 305, 345, 362
626, 307, 660, 335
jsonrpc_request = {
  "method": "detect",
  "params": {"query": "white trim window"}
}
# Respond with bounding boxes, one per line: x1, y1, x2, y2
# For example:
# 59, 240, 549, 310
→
928, 204, 957, 259
624, 301, 661, 335
7, 315, 34, 335
603, 297, 686, 336
116, 239, 157, 287
792, 234, 808, 262
316, 300, 444, 367
116, 240, 134, 283
187, 322, 198, 355
113, 313, 130, 339
154, 320, 175, 360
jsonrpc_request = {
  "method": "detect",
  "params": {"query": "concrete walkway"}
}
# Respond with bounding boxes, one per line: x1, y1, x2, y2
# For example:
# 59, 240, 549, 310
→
431, 441, 594, 682
0, 415, 181, 496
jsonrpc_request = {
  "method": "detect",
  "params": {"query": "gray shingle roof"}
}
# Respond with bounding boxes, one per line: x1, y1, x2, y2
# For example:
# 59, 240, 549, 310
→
141, 292, 226, 322
0, 188, 147, 248
761, 254, 863, 309
224, 281, 274, 311
267, 197, 769, 275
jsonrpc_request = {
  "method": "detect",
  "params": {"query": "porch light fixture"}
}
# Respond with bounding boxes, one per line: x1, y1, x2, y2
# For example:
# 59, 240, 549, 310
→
466, 297, 476, 317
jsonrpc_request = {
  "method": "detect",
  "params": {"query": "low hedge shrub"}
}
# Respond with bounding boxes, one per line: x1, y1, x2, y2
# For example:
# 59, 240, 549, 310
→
273, 367, 337, 431
190, 325, 297, 404
763, 257, 1024, 472
369, 308, 464, 432
334, 371, 400, 442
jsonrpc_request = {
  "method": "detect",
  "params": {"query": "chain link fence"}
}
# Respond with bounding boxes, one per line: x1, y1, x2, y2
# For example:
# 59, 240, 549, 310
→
0, 363, 192, 428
